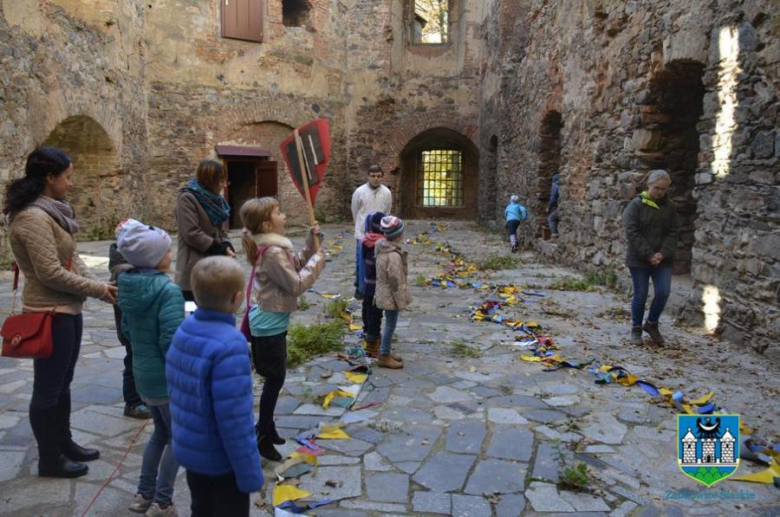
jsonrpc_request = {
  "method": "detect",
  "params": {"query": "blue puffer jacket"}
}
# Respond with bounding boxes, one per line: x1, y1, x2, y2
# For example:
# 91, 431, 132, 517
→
166, 308, 263, 493
505, 202, 528, 222
118, 270, 184, 400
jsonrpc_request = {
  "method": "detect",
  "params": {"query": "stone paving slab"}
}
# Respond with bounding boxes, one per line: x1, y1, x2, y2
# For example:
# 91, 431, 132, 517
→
413, 452, 476, 492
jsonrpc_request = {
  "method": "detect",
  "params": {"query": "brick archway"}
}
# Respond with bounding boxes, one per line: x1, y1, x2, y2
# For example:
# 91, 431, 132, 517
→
398, 127, 479, 220
41, 115, 121, 238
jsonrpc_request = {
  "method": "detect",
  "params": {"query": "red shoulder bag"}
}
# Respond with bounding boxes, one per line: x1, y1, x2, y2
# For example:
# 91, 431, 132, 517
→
1, 262, 57, 359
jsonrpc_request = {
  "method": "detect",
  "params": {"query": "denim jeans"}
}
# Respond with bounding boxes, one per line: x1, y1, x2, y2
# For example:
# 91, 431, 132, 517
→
137, 402, 179, 504
381, 310, 399, 356
629, 266, 673, 328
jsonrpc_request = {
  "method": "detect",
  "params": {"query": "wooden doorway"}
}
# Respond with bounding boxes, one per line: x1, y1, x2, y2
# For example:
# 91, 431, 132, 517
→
216, 145, 278, 228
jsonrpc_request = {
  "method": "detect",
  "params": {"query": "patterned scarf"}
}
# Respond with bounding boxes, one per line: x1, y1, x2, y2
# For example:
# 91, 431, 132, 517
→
28, 196, 80, 234
184, 180, 230, 227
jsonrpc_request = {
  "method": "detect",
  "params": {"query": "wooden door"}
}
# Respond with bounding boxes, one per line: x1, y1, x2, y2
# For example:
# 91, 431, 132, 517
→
257, 161, 278, 198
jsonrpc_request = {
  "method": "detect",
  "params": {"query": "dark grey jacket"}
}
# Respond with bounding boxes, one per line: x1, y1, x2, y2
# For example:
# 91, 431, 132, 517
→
622, 195, 679, 268
174, 191, 228, 291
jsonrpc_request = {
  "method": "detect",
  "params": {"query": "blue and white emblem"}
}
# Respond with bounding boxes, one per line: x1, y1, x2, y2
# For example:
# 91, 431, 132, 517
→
677, 414, 740, 487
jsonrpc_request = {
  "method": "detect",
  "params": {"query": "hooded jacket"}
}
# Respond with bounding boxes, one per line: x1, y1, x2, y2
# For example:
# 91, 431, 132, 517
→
375, 239, 411, 311
118, 270, 184, 400
622, 192, 679, 268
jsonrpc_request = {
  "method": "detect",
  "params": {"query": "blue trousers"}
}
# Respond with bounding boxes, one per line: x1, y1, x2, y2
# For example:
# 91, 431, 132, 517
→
381, 310, 399, 356
138, 402, 179, 504
629, 266, 672, 328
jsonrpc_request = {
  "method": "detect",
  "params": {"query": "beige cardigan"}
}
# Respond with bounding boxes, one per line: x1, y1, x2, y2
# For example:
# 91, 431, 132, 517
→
9, 207, 106, 313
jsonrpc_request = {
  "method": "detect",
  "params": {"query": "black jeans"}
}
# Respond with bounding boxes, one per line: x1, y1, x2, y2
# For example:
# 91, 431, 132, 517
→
29, 314, 82, 461
362, 292, 383, 342
251, 332, 287, 438
114, 306, 142, 407
186, 470, 249, 517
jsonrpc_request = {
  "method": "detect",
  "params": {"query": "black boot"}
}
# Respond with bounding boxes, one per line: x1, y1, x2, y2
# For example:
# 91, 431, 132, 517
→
270, 422, 286, 445
58, 394, 99, 462
258, 436, 282, 462
30, 406, 88, 478
643, 321, 665, 345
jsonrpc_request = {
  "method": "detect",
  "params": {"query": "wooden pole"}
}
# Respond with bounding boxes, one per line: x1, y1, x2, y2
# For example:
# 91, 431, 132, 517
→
294, 129, 320, 251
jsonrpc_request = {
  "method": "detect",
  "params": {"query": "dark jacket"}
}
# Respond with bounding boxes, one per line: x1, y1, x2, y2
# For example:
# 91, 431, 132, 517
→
118, 271, 185, 399
361, 212, 386, 298
166, 308, 263, 494
622, 194, 679, 268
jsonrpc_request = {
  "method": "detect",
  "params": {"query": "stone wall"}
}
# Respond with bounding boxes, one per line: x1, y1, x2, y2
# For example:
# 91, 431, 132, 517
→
0, 0, 149, 248
479, 0, 780, 356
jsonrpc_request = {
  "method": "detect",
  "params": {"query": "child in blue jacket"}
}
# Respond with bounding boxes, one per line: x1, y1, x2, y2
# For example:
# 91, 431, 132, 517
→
166, 257, 263, 516
116, 220, 183, 516
505, 194, 528, 253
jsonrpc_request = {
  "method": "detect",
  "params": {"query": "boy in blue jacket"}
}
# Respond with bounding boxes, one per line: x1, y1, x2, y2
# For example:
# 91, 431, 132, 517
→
166, 256, 263, 516
505, 194, 528, 253
116, 220, 183, 516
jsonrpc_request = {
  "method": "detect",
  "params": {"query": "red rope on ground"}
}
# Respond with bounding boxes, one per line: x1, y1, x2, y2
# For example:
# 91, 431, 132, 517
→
80, 419, 150, 517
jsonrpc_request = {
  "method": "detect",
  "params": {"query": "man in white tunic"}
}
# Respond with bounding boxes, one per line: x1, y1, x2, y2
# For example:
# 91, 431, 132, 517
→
351, 164, 392, 299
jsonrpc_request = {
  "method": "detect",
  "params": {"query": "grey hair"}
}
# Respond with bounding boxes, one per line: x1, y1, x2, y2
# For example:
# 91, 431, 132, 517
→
647, 169, 671, 185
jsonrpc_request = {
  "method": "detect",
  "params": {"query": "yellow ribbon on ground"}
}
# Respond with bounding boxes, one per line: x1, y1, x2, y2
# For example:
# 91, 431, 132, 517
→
345, 372, 368, 384
317, 422, 350, 440
732, 458, 780, 484
273, 485, 312, 507
349, 322, 362, 331
689, 392, 714, 405
322, 390, 354, 409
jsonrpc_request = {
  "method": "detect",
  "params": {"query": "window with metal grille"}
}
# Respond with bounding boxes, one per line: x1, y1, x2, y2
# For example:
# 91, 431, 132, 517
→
417, 149, 463, 207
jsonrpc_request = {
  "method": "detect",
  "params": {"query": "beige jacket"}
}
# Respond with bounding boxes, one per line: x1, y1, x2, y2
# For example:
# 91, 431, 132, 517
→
375, 239, 411, 311
8, 207, 106, 313
251, 232, 325, 313
175, 191, 227, 291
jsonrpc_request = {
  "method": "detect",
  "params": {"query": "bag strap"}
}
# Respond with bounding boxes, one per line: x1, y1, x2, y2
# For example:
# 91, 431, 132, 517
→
244, 245, 270, 308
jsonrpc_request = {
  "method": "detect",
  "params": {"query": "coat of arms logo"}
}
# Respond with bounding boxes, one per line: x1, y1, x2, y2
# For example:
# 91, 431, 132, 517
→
678, 414, 740, 487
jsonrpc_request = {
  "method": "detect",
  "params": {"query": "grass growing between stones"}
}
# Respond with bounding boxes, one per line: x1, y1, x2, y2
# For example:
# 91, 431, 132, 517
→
549, 268, 620, 292
287, 321, 346, 367
414, 274, 429, 287
450, 340, 482, 358
478, 255, 519, 271
557, 462, 591, 492
297, 295, 311, 311
322, 297, 349, 319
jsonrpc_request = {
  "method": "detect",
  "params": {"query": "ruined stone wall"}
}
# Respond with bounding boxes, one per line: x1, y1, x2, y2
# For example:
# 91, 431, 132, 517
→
0, 0, 149, 248
481, 0, 780, 355
143, 0, 350, 228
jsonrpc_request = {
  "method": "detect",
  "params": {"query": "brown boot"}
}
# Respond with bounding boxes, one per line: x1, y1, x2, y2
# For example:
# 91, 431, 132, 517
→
377, 354, 403, 369
364, 339, 379, 358
373, 338, 402, 362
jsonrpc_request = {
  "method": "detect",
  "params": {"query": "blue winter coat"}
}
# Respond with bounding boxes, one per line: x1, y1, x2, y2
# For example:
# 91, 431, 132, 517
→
504, 202, 528, 222
118, 270, 184, 400
166, 308, 263, 493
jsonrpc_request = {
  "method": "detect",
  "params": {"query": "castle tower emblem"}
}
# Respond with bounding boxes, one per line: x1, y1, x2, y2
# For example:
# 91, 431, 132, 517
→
677, 414, 740, 487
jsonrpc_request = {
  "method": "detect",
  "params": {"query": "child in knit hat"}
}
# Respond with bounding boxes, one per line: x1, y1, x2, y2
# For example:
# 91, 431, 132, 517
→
116, 220, 184, 516
373, 216, 411, 369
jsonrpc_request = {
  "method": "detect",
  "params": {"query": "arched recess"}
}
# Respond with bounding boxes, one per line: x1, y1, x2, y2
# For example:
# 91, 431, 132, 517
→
41, 115, 121, 238
222, 121, 310, 226
399, 127, 479, 220
639, 61, 705, 274
536, 111, 563, 238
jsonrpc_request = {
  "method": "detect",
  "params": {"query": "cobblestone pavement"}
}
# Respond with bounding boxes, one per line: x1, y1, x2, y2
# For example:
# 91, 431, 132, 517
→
0, 221, 777, 516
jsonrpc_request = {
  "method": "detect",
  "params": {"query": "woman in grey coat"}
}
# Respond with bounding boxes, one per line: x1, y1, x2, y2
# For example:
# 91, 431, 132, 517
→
175, 160, 235, 301
622, 170, 679, 346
